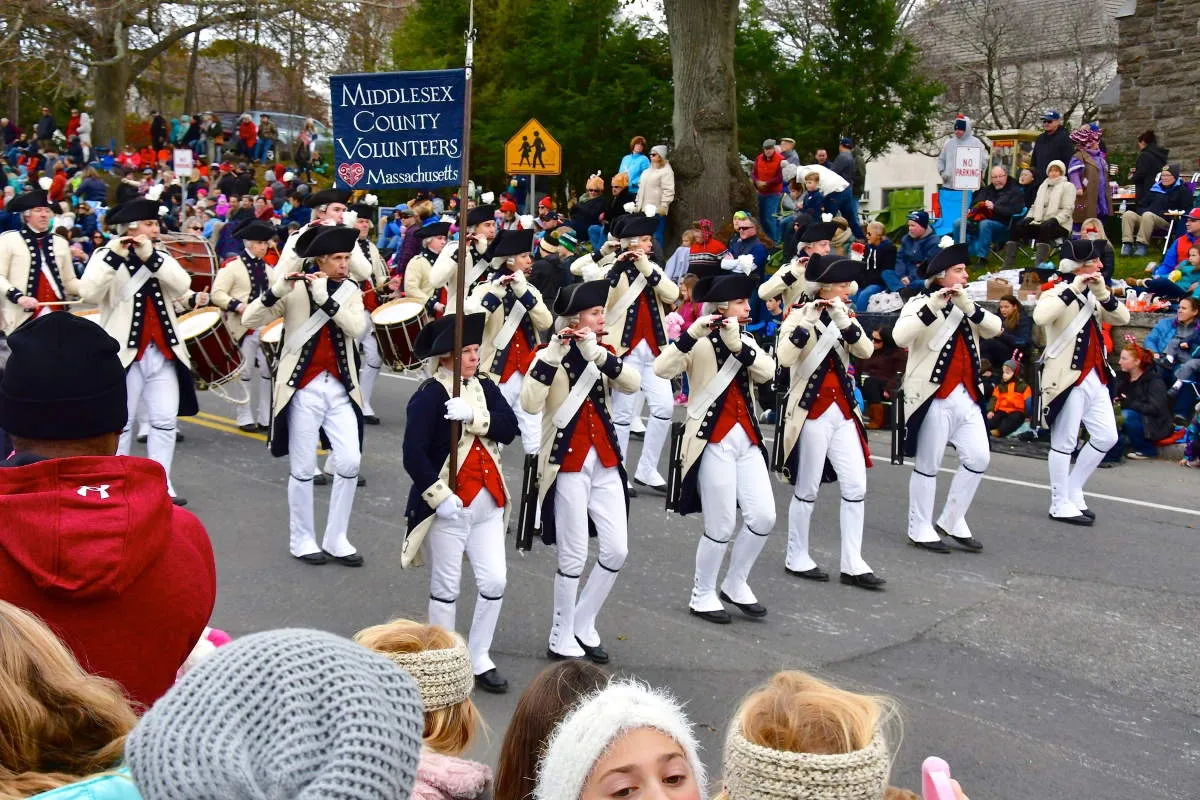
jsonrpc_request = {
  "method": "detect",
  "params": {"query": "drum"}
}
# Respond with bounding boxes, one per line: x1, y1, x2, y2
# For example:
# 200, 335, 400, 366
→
258, 317, 285, 376
176, 308, 242, 388
159, 233, 218, 294
371, 299, 428, 371
72, 308, 102, 325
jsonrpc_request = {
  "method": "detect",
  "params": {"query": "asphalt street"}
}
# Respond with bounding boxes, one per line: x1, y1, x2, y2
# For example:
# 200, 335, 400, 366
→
162, 369, 1199, 799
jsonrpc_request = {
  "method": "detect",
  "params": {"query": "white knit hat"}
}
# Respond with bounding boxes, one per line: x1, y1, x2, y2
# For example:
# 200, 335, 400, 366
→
722, 722, 890, 799
534, 679, 706, 800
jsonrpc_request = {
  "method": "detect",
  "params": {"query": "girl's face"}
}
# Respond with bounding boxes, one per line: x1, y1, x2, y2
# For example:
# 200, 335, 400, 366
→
1118, 349, 1137, 373
1188, 249, 1200, 267
998, 299, 1016, 317
1048, 166, 1063, 179
679, 284, 691, 302
580, 728, 701, 800
1002, 365, 1015, 382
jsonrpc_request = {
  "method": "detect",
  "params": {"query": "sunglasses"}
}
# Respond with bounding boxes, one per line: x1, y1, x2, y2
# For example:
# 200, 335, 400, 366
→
872, 336, 883, 343
735, 225, 754, 231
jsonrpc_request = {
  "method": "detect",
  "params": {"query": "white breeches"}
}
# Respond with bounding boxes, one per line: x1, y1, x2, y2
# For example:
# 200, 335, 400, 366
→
357, 310, 381, 415
611, 341, 674, 483
118, 346, 180, 496
500, 372, 542, 455
237, 329, 272, 427
1048, 371, 1117, 516
908, 386, 989, 542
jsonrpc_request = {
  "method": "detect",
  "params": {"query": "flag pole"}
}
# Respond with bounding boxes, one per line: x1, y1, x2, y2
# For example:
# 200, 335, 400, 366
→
448, 0, 476, 488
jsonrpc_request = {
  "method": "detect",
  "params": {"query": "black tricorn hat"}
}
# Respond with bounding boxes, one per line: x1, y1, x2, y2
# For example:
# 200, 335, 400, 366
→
466, 205, 497, 227
490, 228, 535, 258
304, 188, 352, 208
106, 198, 162, 224
553, 280, 609, 316
920, 242, 969, 278
414, 221, 452, 241
232, 219, 278, 242
693, 274, 754, 303
800, 220, 839, 243
413, 312, 486, 359
6, 189, 50, 214
294, 224, 359, 258
804, 253, 861, 284
1060, 238, 1097, 264
613, 213, 659, 239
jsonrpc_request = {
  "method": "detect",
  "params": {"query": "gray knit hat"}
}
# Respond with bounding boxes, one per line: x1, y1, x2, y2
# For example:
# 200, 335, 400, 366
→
127, 629, 425, 800
722, 723, 890, 799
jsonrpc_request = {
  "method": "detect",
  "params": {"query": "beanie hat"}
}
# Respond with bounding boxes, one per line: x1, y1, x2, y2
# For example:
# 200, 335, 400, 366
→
0, 312, 127, 440
1045, 159, 1067, 176
379, 632, 474, 712
534, 680, 705, 800
650, 145, 668, 160
953, 115, 967, 131
1003, 359, 1019, 372
1165, 162, 1182, 180
127, 629, 425, 800
721, 723, 890, 800
906, 209, 930, 229
611, 172, 630, 188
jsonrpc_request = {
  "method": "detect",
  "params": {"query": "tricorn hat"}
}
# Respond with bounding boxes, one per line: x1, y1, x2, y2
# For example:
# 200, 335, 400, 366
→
804, 253, 861, 285
553, 280, 609, 317
693, 274, 754, 303
294, 224, 359, 258
412, 313, 486, 360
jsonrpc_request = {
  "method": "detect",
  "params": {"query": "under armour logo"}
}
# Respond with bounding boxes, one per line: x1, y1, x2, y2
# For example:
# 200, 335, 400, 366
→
76, 485, 111, 500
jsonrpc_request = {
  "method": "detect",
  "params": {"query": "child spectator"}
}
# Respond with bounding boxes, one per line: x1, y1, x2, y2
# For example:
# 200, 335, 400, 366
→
665, 228, 698, 282
356, 619, 492, 800
800, 170, 825, 222
747, 294, 784, 421
987, 358, 1032, 437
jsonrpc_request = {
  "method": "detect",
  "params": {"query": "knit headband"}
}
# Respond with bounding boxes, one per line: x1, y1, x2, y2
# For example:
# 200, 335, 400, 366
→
721, 724, 890, 800
382, 638, 474, 711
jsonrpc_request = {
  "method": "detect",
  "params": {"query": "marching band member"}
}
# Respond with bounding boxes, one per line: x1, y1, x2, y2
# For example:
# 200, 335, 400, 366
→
604, 213, 679, 495
1034, 238, 1129, 525
0, 189, 79, 335
466, 228, 552, 456
403, 221, 451, 317
654, 274, 777, 624
776, 255, 884, 590
350, 203, 392, 424
273, 188, 372, 283
520, 280, 640, 663
757, 219, 838, 307
400, 313, 519, 695
429, 204, 497, 313
78, 198, 198, 505
211, 218, 276, 432
893, 241, 1000, 553
241, 225, 367, 566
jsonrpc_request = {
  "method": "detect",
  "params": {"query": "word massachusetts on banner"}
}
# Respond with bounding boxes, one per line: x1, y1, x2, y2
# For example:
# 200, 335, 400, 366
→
330, 69, 466, 189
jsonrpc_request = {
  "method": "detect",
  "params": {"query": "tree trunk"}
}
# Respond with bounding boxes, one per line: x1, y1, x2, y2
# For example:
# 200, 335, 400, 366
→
183, 7, 205, 115
663, 0, 752, 243
92, 60, 130, 151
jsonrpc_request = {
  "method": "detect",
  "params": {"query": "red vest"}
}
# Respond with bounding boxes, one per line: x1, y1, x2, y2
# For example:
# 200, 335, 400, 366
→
499, 328, 533, 383
711, 388, 759, 445
809, 367, 853, 420
135, 299, 175, 362
935, 333, 977, 400
1075, 324, 1108, 386
298, 326, 341, 388
628, 293, 661, 355
560, 399, 621, 472
457, 438, 505, 506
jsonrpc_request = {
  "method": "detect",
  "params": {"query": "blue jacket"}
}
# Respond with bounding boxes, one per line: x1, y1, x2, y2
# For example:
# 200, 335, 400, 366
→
1144, 316, 1200, 358
618, 152, 651, 191
29, 769, 142, 799
895, 229, 939, 282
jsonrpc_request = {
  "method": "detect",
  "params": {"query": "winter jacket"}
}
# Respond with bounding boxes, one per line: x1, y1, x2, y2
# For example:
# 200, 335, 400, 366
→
895, 228, 939, 282
258, 117, 278, 140
1166, 263, 1200, 296
1131, 143, 1169, 205
1116, 370, 1174, 442
1032, 127, 1074, 183
618, 151, 651, 191
753, 151, 785, 196
1029, 173, 1075, 228
634, 163, 675, 215
411, 751, 492, 800
988, 378, 1031, 414
861, 237, 897, 287
27, 768, 142, 799
1159, 231, 1199, 275
1138, 178, 1192, 218
238, 120, 257, 149
971, 179, 1026, 224
35, 113, 56, 140
936, 117, 985, 184
1144, 316, 1200, 361
0, 454, 216, 708
830, 150, 857, 188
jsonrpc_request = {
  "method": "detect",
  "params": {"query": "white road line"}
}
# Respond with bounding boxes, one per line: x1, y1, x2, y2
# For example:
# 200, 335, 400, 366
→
379, 371, 423, 383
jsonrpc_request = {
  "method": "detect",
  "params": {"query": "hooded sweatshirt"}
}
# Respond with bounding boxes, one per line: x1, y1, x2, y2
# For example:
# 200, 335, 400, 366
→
936, 117, 985, 184
0, 454, 216, 708
411, 751, 493, 800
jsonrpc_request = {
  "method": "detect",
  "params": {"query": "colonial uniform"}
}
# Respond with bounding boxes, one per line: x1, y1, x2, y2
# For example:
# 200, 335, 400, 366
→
210, 219, 276, 431
893, 243, 1000, 552
1033, 239, 1129, 524
466, 228, 553, 455
604, 214, 679, 491
77, 199, 199, 502
349, 203, 392, 422
0, 190, 79, 335
520, 281, 641, 662
241, 225, 366, 565
400, 313, 519, 695
653, 274, 777, 624
429, 204, 497, 314
776, 255, 883, 589
756, 221, 838, 308
403, 221, 451, 317
273, 189, 373, 283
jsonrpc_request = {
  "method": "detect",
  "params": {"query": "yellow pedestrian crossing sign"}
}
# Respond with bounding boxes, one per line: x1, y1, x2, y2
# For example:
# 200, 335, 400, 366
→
505, 119, 561, 176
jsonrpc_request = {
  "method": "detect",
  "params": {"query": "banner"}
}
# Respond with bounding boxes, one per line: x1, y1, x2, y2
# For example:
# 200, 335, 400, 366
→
330, 69, 466, 190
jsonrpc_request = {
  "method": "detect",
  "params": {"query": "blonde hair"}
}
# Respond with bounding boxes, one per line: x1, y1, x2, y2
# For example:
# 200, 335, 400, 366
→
866, 220, 886, 237
354, 619, 483, 756
0, 601, 137, 798
681, 228, 700, 247
411, 199, 435, 222
803, 171, 821, 183
1079, 217, 1108, 241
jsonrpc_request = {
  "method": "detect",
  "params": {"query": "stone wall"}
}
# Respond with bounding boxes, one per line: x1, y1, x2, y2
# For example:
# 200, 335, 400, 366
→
1101, 1, 1200, 169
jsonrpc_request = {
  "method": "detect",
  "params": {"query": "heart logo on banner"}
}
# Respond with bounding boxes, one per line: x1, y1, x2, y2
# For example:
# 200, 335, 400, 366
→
337, 162, 365, 187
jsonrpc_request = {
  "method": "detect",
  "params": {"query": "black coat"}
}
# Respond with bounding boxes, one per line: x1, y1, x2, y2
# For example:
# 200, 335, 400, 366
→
1116, 370, 1173, 442
972, 179, 1026, 223
530, 253, 570, 307
1032, 128, 1074, 183
1138, 181, 1192, 218
1131, 144, 1169, 205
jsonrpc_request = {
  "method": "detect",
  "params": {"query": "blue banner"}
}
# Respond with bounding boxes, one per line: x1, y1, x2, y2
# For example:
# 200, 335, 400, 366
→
329, 69, 466, 190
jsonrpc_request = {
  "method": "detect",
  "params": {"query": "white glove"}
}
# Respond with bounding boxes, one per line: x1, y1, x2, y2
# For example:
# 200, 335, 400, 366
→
577, 330, 605, 362
509, 269, 527, 293
950, 288, 974, 312
828, 298, 851, 327
718, 318, 743, 352
1071, 272, 1092, 294
270, 274, 295, 298
108, 238, 129, 258
133, 236, 154, 260
600, 236, 620, 256
542, 334, 570, 366
623, 201, 636, 214
1092, 277, 1111, 301
929, 289, 952, 310
487, 278, 507, 298
799, 301, 824, 323
341, 210, 358, 227
309, 275, 329, 305
688, 314, 719, 339
443, 396, 475, 424
435, 494, 464, 519
634, 253, 654, 277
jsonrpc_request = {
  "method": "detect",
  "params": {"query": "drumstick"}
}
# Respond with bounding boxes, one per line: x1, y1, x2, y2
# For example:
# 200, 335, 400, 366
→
37, 300, 75, 307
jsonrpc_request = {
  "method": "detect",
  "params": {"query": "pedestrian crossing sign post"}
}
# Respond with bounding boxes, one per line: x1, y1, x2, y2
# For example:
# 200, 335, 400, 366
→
505, 119, 561, 176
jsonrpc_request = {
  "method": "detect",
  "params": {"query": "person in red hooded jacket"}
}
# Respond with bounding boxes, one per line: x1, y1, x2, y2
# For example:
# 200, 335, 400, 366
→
0, 311, 216, 708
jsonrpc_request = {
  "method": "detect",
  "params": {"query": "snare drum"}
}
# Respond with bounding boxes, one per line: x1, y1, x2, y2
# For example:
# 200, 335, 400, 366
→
371, 299, 428, 371
258, 317, 285, 376
160, 233, 218, 294
72, 308, 102, 325
176, 308, 243, 388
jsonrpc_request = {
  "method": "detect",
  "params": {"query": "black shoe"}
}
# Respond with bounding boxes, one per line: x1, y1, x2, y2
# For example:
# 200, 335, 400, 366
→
1080, 508, 1096, 521
363, 415, 381, 425
908, 537, 951, 553
170, 496, 188, 507
633, 478, 667, 494
1049, 512, 1093, 526
474, 669, 509, 694
257, 423, 271, 433
576, 637, 611, 665
294, 552, 327, 565
176, 431, 186, 443
841, 572, 886, 590
689, 607, 732, 624
239, 423, 259, 432
936, 525, 983, 552
136, 434, 148, 444
546, 648, 581, 661
626, 485, 639, 498
322, 550, 364, 567
357, 475, 367, 488
785, 566, 830, 582
313, 474, 329, 486
718, 590, 767, 618
630, 429, 645, 440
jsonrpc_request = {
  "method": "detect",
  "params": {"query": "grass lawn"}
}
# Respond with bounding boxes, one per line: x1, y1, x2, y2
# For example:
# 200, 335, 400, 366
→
971, 249, 1161, 284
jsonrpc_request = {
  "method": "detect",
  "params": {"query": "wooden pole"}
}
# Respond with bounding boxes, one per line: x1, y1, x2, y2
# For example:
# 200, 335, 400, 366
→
447, 0, 477, 489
